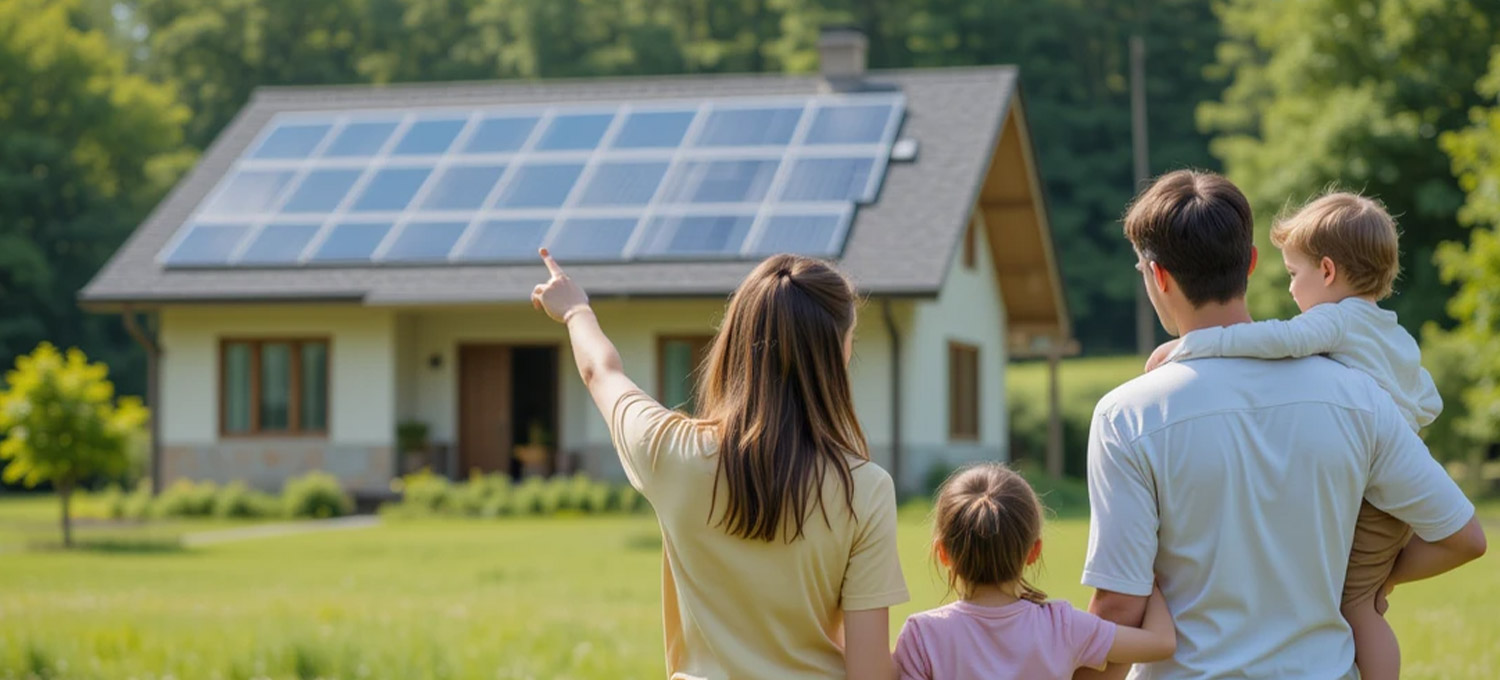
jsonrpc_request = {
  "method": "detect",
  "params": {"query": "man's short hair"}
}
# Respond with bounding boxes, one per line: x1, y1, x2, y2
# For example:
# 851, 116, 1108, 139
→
1270, 192, 1400, 300
1123, 170, 1255, 306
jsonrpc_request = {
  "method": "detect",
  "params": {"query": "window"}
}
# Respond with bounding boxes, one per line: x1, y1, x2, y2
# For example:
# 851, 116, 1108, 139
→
949, 342, 980, 441
962, 218, 978, 270
658, 336, 714, 414
221, 339, 329, 436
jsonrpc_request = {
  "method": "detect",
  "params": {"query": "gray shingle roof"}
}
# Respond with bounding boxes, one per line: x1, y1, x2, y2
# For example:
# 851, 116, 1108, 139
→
81, 67, 1017, 305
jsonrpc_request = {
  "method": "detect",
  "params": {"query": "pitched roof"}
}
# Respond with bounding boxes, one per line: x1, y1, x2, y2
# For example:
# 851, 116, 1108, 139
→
82, 67, 1019, 305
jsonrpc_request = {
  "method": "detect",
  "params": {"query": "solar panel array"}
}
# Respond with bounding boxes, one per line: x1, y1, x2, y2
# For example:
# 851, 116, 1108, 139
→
161, 93, 904, 267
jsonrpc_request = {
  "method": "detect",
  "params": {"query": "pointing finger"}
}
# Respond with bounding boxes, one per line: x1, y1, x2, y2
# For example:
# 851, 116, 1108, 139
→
539, 248, 565, 277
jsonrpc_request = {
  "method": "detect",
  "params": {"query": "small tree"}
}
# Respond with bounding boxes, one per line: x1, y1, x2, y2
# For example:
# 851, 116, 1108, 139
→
0, 343, 147, 547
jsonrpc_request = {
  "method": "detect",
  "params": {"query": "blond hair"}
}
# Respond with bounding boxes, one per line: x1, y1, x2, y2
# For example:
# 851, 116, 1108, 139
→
1270, 192, 1400, 299
931, 463, 1048, 604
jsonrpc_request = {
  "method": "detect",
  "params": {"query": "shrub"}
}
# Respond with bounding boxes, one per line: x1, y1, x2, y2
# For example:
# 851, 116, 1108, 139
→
398, 470, 452, 515
157, 479, 219, 517
452, 473, 510, 517
509, 477, 545, 515
922, 460, 959, 497
282, 471, 352, 519
538, 476, 569, 515
616, 484, 646, 514
122, 481, 155, 520
582, 481, 615, 514
214, 481, 281, 519
94, 484, 127, 520
561, 474, 594, 512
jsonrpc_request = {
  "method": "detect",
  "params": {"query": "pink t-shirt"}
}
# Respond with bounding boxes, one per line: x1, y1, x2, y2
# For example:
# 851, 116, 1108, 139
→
894, 600, 1117, 680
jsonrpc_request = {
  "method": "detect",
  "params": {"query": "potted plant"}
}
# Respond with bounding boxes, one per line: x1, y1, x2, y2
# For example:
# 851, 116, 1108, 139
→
396, 421, 430, 474
513, 419, 552, 477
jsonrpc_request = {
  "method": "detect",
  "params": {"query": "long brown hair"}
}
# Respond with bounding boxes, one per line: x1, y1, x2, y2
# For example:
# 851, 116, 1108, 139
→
932, 464, 1048, 603
697, 254, 868, 543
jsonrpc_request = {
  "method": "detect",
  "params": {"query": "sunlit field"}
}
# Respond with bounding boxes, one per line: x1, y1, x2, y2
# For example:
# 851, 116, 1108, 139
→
1, 496, 1495, 679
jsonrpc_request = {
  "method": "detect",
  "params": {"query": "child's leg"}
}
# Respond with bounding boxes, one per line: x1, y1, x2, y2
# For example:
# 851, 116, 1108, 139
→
1342, 598, 1398, 680
1342, 502, 1412, 680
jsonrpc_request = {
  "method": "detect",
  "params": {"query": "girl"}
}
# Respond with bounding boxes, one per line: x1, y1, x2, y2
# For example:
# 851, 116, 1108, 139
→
532, 250, 908, 680
895, 464, 1174, 679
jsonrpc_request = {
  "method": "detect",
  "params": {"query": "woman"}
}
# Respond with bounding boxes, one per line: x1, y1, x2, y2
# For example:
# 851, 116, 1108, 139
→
531, 249, 907, 679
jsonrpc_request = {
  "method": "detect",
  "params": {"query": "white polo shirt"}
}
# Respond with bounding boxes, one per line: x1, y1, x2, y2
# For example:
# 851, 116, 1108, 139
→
1083, 355, 1474, 680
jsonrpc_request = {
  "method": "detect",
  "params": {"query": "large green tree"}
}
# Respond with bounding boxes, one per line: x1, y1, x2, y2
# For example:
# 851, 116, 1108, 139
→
1201, 0, 1500, 330
0, 0, 192, 398
1423, 50, 1500, 492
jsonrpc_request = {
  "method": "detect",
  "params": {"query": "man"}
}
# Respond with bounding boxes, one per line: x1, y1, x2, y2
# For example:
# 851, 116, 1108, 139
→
1074, 170, 1486, 679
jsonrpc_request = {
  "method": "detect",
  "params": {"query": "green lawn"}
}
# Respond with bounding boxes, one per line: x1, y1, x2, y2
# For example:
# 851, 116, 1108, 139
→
1, 497, 1496, 679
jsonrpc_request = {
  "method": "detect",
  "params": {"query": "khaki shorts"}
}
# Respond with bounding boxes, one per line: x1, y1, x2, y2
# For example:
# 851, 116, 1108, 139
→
1342, 500, 1414, 607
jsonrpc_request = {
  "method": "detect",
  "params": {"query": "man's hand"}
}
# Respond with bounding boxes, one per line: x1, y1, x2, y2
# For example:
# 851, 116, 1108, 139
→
1374, 581, 1393, 615
1144, 339, 1182, 372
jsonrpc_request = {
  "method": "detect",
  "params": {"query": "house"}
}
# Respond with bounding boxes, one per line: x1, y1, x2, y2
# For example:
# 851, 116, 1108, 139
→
81, 30, 1072, 496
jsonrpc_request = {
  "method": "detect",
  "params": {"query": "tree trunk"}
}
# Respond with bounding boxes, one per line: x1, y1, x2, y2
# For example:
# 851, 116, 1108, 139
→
59, 479, 73, 549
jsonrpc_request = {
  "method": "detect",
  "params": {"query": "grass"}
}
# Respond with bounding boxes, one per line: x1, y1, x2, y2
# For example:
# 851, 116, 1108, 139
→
1006, 354, 1146, 401
1, 496, 1496, 679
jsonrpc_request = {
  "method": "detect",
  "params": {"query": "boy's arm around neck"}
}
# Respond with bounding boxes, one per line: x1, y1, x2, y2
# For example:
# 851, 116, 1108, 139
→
1169, 302, 1347, 362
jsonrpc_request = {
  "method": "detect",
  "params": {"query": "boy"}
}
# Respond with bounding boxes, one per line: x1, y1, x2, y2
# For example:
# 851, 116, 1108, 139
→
1146, 191, 1440, 680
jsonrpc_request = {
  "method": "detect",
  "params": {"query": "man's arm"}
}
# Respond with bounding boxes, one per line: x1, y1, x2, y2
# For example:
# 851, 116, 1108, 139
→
1387, 515, 1486, 588
1365, 396, 1477, 544
1076, 411, 1161, 679
1074, 590, 1149, 680
1170, 303, 1345, 362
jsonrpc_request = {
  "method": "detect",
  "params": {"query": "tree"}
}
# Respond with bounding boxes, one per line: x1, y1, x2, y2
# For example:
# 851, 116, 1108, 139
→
0, 343, 148, 547
1423, 50, 1500, 493
1200, 0, 1500, 332
0, 0, 193, 399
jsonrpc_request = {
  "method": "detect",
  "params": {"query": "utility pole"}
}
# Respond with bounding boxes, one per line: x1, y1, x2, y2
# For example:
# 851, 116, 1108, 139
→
1130, 32, 1154, 355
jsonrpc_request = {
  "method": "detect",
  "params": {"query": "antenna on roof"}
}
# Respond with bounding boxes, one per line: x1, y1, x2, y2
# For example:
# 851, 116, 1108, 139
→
818, 26, 868, 93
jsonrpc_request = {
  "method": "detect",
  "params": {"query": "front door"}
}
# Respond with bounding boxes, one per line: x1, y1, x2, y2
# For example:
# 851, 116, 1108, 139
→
458, 345, 512, 475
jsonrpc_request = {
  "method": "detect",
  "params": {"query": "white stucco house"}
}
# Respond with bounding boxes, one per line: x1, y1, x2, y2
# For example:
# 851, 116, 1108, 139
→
82, 31, 1071, 495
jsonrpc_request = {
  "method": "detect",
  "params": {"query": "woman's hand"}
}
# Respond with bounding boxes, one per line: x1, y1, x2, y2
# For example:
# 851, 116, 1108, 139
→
531, 248, 591, 323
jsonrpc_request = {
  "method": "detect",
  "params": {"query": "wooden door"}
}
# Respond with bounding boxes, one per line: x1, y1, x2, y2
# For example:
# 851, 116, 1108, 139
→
459, 345, 512, 475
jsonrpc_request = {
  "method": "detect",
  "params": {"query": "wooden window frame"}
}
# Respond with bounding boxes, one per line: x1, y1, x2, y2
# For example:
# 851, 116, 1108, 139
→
656, 335, 714, 411
219, 338, 331, 438
948, 341, 981, 441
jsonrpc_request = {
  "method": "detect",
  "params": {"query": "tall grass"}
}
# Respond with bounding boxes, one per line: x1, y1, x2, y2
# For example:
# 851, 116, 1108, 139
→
1, 499, 1494, 679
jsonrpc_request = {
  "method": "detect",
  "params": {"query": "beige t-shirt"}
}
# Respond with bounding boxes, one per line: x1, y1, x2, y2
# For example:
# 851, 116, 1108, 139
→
610, 391, 909, 680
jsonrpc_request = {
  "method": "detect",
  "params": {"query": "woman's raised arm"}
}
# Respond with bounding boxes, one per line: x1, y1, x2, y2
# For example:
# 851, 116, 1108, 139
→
531, 249, 644, 419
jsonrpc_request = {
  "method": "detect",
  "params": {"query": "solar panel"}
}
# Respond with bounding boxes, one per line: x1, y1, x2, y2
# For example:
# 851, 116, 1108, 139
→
458, 219, 553, 261
351, 167, 432, 212
311, 221, 392, 262
638, 214, 756, 257
324, 121, 398, 157
420, 164, 507, 211
239, 223, 322, 264
251, 123, 331, 159
282, 169, 362, 213
392, 118, 466, 155
161, 92, 903, 267
383, 221, 469, 261
464, 116, 538, 153
780, 157, 877, 202
165, 224, 249, 265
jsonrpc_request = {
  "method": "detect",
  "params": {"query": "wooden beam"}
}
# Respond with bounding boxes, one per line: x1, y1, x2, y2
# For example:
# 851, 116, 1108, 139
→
1046, 341, 1064, 478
